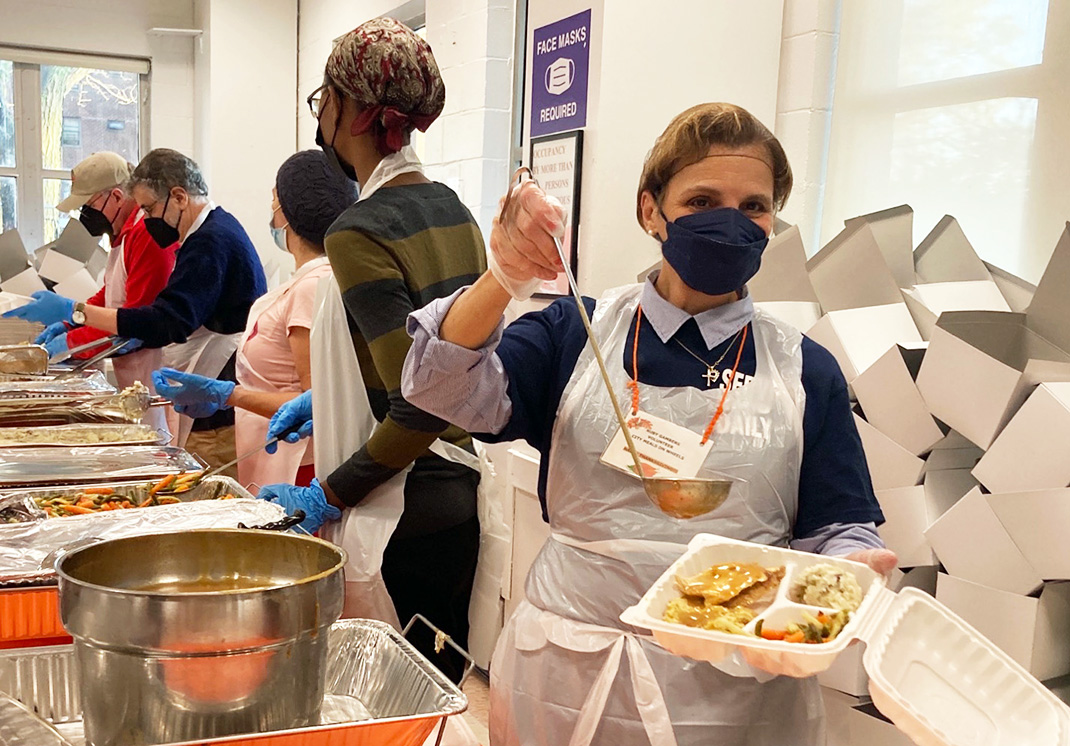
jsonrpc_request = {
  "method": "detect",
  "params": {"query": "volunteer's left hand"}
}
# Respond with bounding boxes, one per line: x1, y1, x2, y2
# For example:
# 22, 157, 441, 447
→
845, 548, 898, 577
1, 291, 74, 325
43, 332, 68, 357
151, 367, 235, 419
257, 479, 340, 534
35, 321, 68, 346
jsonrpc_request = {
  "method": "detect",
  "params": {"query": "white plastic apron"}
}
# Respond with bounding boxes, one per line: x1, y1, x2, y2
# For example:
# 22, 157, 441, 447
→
233, 256, 329, 489
489, 284, 824, 746
313, 147, 479, 627
101, 227, 167, 433
162, 325, 241, 447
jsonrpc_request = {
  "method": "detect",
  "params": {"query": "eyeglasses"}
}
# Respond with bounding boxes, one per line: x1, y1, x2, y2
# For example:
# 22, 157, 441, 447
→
306, 84, 330, 119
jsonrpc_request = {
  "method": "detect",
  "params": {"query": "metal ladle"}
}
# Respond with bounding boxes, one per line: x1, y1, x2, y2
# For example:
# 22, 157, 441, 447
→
512, 169, 733, 519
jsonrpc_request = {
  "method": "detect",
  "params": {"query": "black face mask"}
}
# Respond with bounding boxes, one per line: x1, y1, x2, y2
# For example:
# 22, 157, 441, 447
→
316, 109, 358, 183
143, 194, 182, 248
78, 193, 117, 238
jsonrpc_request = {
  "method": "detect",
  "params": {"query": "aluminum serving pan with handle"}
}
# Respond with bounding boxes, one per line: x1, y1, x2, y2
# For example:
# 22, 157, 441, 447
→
0, 619, 467, 746
0, 446, 203, 489
0, 346, 47, 376
0, 424, 167, 449
622, 533, 1070, 745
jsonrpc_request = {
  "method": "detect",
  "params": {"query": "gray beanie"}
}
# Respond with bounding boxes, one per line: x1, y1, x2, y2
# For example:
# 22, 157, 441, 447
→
275, 150, 358, 246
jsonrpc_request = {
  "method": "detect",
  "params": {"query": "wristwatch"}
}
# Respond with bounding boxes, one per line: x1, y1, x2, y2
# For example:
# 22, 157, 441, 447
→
71, 302, 87, 326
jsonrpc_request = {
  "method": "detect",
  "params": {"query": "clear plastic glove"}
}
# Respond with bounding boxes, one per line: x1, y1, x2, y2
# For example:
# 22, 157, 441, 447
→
266, 390, 313, 454
2, 291, 75, 325
151, 367, 235, 419
35, 321, 69, 346
257, 479, 340, 534
488, 179, 567, 300
44, 332, 68, 358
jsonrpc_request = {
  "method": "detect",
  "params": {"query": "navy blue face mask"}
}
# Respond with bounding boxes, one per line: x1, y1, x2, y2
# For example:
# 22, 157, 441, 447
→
659, 207, 769, 296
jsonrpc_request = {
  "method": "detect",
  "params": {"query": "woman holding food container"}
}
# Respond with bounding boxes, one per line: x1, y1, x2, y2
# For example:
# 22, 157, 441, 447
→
402, 103, 897, 745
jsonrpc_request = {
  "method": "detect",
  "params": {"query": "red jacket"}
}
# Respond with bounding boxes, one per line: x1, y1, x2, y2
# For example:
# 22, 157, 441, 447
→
66, 209, 178, 356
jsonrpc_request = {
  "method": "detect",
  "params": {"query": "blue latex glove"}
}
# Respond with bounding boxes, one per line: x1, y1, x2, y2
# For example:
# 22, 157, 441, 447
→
1, 291, 74, 325
44, 332, 68, 357
117, 338, 143, 355
35, 321, 68, 346
257, 479, 340, 534
266, 390, 313, 454
151, 367, 235, 419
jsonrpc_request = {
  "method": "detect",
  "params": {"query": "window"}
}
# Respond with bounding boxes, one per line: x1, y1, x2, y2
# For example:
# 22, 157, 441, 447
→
0, 52, 148, 249
822, 0, 1070, 282
61, 117, 81, 146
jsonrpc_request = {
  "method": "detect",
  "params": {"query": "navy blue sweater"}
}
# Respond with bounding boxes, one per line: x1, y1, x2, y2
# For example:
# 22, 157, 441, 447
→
479, 298, 884, 538
117, 208, 266, 348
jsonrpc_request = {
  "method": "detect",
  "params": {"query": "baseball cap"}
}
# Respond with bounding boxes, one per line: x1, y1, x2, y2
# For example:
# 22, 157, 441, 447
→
56, 152, 133, 213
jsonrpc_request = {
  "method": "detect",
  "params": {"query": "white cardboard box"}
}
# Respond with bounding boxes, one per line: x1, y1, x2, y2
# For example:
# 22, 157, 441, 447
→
924, 487, 1043, 595
936, 573, 1070, 681
901, 280, 1010, 340
843, 205, 915, 290
972, 382, 1070, 494
807, 222, 905, 312
987, 488, 1070, 581
0, 267, 47, 296
912, 215, 992, 284
853, 345, 943, 456
916, 227, 1070, 449
984, 260, 1036, 313
748, 225, 820, 304
854, 414, 924, 491
0, 229, 30, 283
922, 430, 984, 472
755, 301, 822, 334
52, 268, 101, 303
38, 248, 86, 284
818, 643, 868, 697
807, 304, 923, 382
874, 486, 936, 567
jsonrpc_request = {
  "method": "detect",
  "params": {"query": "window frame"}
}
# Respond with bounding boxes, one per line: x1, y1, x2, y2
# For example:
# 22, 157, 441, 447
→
0, 53, 150, 249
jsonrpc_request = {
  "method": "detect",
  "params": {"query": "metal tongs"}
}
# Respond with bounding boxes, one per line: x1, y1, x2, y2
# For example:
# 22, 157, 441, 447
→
51, 336, 133, 379
507, 168, 733, 519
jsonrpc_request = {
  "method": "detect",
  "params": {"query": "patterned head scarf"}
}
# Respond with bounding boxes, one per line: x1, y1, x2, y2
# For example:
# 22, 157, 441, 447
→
326, 17, 446, 155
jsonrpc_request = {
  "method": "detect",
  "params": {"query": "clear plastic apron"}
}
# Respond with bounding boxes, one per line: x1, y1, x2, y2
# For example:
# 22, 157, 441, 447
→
312, 147, 479, 628
101, 231, 168, 434
161, 326, 241, 447
489, 284, 824, 746
233, 256, 329, 489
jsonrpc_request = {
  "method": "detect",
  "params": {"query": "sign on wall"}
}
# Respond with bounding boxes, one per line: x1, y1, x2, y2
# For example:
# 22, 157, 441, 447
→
530, 129, 583, 297
530, 9, 592, 138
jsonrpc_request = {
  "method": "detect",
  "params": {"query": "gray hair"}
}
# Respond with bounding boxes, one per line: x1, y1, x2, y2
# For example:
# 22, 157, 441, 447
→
127, 148, 209, 199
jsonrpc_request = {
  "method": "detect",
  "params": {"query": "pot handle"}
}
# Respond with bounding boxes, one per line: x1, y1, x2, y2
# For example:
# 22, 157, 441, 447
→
237, 510, 306, 532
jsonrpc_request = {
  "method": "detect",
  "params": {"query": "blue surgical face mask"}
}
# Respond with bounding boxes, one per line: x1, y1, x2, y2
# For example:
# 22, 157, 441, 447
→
659, 207, 769, 296
269, 205, 289, 252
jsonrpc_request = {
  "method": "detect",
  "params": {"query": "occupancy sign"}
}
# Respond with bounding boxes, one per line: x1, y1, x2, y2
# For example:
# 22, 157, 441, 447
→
530, 9, 592, 138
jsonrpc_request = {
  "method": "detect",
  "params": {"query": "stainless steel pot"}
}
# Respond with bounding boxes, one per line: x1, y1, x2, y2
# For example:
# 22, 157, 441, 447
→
56, 529, 346, 746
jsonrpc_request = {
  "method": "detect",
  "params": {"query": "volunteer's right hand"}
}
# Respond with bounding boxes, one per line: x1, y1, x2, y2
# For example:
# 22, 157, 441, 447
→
266, 390, 313, 454
35, 321, 69, 346
151, 368, 235, 419
487, 180, 567, 300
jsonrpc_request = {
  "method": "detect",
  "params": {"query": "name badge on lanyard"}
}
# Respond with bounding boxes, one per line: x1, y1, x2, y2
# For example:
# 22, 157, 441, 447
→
599, 409, 715, 479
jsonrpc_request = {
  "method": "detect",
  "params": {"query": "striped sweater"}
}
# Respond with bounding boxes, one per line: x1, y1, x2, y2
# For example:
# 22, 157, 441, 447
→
323, 182, 486, 536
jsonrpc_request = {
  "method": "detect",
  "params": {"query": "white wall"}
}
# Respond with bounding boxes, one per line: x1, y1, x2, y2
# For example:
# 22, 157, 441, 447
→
520, 1, 786, 301
194, 0, 298, 285
0, 0, 197, 154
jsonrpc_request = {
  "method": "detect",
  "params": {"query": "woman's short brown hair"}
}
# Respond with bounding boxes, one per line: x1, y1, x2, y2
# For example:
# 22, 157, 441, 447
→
636, 103, 792, 226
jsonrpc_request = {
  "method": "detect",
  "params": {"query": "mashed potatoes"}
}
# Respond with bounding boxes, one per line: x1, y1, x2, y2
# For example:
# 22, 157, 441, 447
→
791, 563, 863, 612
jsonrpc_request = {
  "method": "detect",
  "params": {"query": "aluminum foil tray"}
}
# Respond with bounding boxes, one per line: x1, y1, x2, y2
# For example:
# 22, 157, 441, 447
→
0, 347, 47, 376
0, 446, 203, 488
0, 370, 113, 397
0, 424, 166, 449
0, 619, 467, 746
0, 692, 73, 746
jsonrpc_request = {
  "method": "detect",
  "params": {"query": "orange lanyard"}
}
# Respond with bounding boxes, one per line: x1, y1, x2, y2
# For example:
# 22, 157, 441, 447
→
626, 304, 749, 446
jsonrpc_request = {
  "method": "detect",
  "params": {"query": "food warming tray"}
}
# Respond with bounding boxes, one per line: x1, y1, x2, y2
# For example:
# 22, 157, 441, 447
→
0, 619, 467, 746
0, 446, 203, 488
0, 424, 166, 449
0, 370, 113, 397
621, 533, 1070, 746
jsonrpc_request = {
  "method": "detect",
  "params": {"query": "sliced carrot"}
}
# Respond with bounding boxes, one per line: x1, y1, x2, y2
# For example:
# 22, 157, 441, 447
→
63, 504, 95, 515
151, 475, 177, 494
83, 487, 115, 495
138, 496, 154, 508
760, 628, 787, 641
121, 500, 133, 509
784, 631, 806, 644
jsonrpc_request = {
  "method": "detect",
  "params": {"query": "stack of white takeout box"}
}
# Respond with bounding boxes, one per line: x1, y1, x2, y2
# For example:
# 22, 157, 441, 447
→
0, 222, 107, 304
748, 206, 1070, 699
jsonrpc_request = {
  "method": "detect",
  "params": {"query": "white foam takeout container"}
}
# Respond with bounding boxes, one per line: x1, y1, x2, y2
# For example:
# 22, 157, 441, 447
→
620, 534, 1070, 746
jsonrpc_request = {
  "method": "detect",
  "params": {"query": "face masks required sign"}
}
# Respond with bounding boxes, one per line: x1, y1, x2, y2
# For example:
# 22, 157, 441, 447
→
530, 9, 592, 138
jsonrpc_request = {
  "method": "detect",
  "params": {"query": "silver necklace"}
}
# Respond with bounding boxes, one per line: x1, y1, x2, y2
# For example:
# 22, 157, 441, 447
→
673, 328, 744, 387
